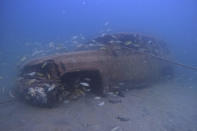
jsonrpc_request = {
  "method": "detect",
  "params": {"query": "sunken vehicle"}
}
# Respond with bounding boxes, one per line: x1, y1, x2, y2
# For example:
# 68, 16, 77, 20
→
17, 33, 173, 107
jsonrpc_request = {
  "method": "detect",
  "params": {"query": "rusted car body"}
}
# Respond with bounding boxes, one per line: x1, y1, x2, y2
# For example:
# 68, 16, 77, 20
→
17, 33, 173, 107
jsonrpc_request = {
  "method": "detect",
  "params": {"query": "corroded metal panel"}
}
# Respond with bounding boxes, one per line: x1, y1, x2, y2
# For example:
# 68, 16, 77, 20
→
16, 33, 173, 107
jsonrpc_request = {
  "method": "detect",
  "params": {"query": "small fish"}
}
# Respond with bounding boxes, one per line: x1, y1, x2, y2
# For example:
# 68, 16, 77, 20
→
17, 77, 24, 81
109, 40, 115, 43
104, 21, 109, 26
32, 50, 43, 56
44, 83, 51, 88
20, 56, 27, 62
107, 92, 114, 95
0, 76, 3, 80
109, 99, 122, 104
60, 62, 66, 71
82, 1, 86, 5
80, 36, 86, 40
115, 90, 125, 97
28, 88, 36, 96
111, 126, 120, 131
78, 89, 85, 96
63, 100, 70, 104
98, 101, 105, 106
27, 79, 36, 86
101, 33, 106, 37
47, 84, 56, 92
80, 82, 89, 87
116, 116, 130, 122
106, 28, 112, 32
76, 44, 83, 48
114, 40, 122, 44
72, 35, 78, 40
1, 87, 5, 94
154, 49, 159, 53
91, 40, 96, 43
47, 74, 51, 79
72, 40, 79, 44
49, 42, 55, 48
84, 78, 91, 81
147, 40, 152, 44
100, 47, 106, 50
94, 96, 101, 100
125, 41, 132, 45
132, 44, 140, 47
9, 90, 15, 98
37, 72, 44, 77
82, 87, 91, 92
27, 72, 36, 76
119, 82, 125, 86
41, 62, 47, 69
89, 43, 94, 47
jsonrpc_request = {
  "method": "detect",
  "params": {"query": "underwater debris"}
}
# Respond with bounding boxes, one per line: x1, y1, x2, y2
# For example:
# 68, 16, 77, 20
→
16, 33, 173, 107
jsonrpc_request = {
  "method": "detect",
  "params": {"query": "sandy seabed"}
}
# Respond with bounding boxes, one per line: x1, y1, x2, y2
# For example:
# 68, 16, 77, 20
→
0, 79, 197, 131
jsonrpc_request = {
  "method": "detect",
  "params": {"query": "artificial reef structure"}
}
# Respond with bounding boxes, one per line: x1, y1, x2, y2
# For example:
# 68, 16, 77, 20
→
16, 33, 173, 107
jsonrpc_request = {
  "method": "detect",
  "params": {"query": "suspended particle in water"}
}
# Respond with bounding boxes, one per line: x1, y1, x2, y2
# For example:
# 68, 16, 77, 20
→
82, 0, 87, 5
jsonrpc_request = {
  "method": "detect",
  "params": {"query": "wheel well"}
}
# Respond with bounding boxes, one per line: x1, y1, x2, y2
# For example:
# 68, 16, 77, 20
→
61, 70, 103, 95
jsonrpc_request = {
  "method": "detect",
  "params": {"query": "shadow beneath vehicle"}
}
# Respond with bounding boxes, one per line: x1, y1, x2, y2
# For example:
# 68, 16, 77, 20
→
61, 70, 103, 95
